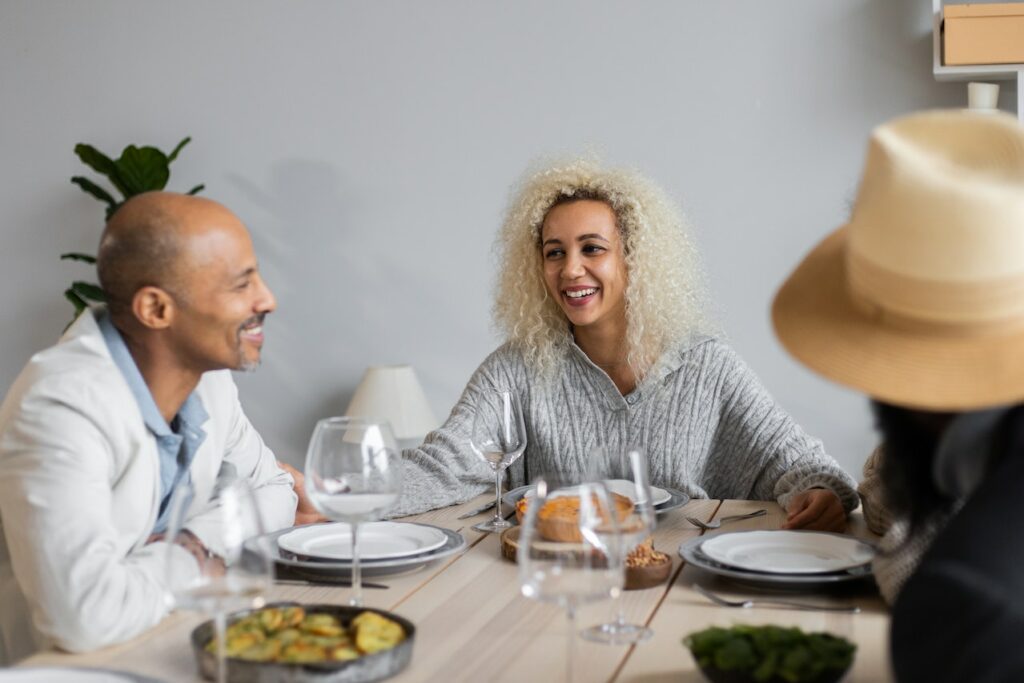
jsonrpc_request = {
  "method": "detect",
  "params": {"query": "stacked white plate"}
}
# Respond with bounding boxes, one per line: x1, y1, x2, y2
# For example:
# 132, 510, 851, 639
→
679, 530, 876, 588
278, 521, 449, 561
0, 671, 161, 683
251, 521, 467, 579
502, 480, 689, 515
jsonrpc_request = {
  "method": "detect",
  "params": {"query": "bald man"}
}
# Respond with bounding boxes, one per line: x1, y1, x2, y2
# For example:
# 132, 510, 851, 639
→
0, 193, 298, 662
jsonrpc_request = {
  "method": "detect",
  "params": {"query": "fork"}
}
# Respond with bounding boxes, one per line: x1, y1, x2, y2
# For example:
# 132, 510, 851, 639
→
693, 584, 860, 613
686, 508, 767, 530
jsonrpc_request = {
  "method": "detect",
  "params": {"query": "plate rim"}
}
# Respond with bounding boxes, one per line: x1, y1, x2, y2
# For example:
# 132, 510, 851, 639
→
678, 536, 874, 586
276, 520, 449, 561
502, 483, 689, 515
0, 669, 165, 683
250, 524, 468, 577
600, 478, 672, 506
698, 530, 876, 575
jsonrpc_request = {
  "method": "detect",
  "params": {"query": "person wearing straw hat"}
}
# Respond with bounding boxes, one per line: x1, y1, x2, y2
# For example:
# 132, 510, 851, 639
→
773, 110, 1024, 681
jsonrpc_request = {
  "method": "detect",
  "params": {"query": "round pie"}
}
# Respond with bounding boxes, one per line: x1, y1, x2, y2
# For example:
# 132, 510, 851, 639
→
516, 491, 634, 543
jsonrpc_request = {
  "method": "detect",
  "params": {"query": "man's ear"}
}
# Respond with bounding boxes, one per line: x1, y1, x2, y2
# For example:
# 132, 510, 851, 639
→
131, 286, 176, 330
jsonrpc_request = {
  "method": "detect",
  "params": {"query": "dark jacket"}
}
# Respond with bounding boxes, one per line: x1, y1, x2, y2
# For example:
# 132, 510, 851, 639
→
891, 415, 1024, 682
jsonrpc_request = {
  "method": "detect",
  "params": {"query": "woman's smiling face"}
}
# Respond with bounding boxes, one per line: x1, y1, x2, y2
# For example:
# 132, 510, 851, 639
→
540, 199, 628, 334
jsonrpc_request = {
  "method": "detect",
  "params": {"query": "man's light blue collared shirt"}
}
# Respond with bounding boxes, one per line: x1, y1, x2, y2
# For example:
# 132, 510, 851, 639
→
98, 312, 208, 534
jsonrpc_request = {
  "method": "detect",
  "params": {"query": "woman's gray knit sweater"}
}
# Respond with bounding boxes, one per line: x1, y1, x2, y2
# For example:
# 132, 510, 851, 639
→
393, 336, 858, 516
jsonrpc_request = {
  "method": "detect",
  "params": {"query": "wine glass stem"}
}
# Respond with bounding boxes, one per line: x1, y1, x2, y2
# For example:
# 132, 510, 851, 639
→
493, 468, 503, 522
566, 605, 577, 683
214, 609, 227, 683
614, 592, 627, 628
614, 546, 628, 628
350, 522, 362, 607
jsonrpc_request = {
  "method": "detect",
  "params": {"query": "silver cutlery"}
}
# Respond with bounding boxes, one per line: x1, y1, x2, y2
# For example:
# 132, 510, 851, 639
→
457, 499, 497, 519
693, 584, 860, 613
686, 508, 767, 530
275, 578, 389, 589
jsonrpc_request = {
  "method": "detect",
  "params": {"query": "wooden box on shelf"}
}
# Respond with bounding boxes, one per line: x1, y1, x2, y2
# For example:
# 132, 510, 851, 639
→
944, 2, 1024, 65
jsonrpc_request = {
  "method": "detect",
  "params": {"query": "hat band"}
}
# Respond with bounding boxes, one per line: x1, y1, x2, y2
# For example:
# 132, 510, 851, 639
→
846, 249, 1024, 335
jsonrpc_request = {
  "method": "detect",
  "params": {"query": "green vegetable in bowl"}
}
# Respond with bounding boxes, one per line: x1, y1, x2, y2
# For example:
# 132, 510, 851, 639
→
683, 624, 855, 683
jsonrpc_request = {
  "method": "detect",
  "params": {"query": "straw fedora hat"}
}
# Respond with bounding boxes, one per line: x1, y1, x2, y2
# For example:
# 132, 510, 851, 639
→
772, 110, 1024, 411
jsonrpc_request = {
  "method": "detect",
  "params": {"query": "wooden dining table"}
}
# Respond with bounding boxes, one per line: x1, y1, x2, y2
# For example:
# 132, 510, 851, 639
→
19, 495, 892, 682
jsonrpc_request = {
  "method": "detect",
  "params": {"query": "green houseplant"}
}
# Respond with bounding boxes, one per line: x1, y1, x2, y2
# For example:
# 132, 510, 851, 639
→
63, 137, 205, 317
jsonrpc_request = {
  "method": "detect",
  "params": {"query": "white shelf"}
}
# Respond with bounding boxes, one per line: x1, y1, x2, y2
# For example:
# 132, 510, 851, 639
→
933, 64, 1024, 83
932, 0, 1024, 120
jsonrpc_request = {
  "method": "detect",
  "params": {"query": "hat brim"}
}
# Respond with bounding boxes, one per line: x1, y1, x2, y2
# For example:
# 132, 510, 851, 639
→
772, 226, 1024, 411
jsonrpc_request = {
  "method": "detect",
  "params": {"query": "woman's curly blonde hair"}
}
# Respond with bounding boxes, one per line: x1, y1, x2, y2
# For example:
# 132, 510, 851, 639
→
493, 158, 712, 380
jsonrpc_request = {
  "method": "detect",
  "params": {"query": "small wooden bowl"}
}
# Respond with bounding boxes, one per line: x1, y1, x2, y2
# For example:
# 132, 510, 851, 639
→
624, 555, 672, 590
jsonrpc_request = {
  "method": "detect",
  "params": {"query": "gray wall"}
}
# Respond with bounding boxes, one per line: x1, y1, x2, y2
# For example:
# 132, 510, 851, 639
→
0, 1, 997, 478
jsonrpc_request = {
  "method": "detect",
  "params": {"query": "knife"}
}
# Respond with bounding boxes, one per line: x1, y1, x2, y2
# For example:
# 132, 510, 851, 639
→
456, 499, 498, 519
275, 578, 389, 589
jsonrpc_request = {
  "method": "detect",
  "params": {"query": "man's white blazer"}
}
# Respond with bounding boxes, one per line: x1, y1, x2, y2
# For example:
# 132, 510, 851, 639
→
0, 310, 296, 662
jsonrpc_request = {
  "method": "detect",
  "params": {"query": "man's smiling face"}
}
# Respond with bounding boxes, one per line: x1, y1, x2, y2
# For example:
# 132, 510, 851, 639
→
168, 203, 277, 374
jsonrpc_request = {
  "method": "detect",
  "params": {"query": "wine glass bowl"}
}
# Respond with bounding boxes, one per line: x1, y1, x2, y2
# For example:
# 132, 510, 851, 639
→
469, 391, 526, 532
164, 478, 273, 683
580, 448, 658, 645
304, 417, 402, 607
518, 479, 623, 683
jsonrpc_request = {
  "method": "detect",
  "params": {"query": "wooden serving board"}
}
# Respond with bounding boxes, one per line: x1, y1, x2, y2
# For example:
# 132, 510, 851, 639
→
499, 526, 671, 590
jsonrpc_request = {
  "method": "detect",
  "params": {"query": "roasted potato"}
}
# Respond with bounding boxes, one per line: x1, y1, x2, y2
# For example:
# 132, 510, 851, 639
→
208, 607, 405, 664
351, 611, 405, 654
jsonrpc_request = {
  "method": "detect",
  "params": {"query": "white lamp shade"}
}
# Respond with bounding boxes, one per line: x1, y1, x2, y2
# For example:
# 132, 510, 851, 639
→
344, 365, 438, 441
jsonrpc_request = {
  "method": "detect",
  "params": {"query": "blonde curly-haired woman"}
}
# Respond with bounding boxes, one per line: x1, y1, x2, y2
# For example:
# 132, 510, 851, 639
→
395, 159, 856, 529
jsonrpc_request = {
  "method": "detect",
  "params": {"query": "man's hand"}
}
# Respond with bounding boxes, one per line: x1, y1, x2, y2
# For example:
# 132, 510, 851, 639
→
148, 529, 225, 577
278, 461, 327, 526
782, 488, 846, 532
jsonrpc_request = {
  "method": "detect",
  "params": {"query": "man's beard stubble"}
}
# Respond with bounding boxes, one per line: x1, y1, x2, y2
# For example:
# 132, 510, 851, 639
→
236, 312, 266, 373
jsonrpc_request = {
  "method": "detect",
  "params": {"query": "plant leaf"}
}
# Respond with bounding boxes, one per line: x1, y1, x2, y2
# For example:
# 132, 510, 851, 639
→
64, 288, 89, 314
74, 144, 118, 177
71, 281, 107, 302
60, 252, 97, 264
75, 143, 131, 198
115, 145, 170, 195
186, 183, 205, 195
167, 136, 191, 163
70, 176, 117, 207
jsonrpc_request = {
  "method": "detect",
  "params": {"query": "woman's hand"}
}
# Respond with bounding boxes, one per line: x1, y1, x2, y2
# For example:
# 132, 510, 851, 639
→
278, 461, 328, 526
782, 488, 846, 532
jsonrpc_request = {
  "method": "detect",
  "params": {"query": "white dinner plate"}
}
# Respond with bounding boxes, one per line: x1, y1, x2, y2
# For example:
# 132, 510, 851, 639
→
258, 524, 468, 578
502, 484, 688, 515
699, 530, 875, 574
0, 670, 162, 683
277, 521, 449, 561
513, 480, 670, 506
678, 537, 873, 589
602, 479, 672, 506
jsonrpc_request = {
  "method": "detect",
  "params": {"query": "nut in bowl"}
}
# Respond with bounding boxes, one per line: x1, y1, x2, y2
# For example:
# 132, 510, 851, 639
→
190, 602, 415, 682
515, 490, 634, 543
624, 539, 672, 590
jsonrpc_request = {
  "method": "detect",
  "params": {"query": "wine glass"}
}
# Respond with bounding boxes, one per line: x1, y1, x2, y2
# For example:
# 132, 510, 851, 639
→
164, 477, 273, 683
518, 479, 624, 683
581, 448, 658, 644
304, 416, 402, 606
469, 390, 526, 533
